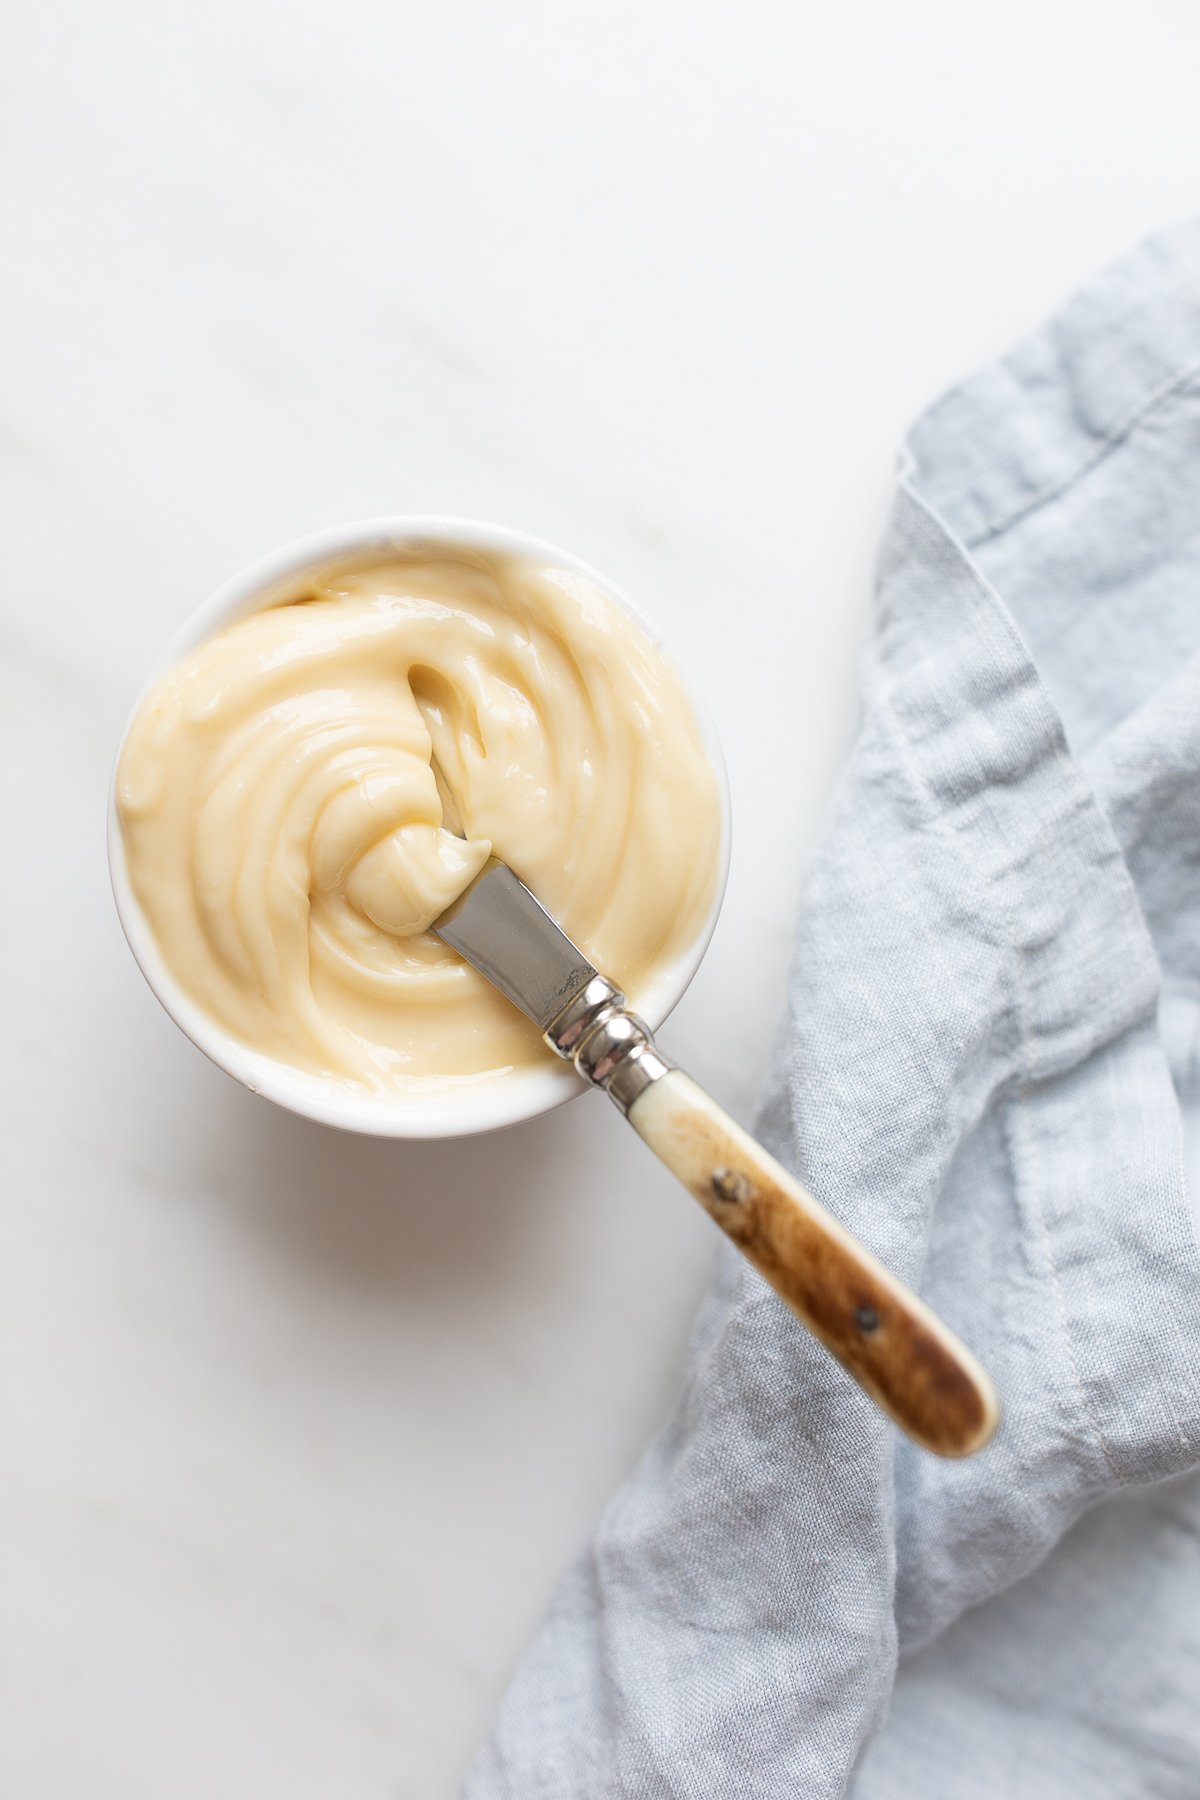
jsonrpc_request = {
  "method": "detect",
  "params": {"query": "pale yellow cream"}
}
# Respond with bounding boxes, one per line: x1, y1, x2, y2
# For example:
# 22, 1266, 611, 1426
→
117, 548, 721, 1092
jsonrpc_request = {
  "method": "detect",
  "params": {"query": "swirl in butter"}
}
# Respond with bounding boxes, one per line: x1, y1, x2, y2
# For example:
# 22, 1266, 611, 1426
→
116, 548, 722, 1092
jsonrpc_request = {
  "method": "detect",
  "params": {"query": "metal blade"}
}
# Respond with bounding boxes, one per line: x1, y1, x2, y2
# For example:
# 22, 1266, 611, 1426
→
433, 858, 597, 1031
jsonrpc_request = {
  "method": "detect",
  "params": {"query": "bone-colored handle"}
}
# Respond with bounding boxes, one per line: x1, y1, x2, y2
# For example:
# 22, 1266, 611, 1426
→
626, 1069, 998, 1457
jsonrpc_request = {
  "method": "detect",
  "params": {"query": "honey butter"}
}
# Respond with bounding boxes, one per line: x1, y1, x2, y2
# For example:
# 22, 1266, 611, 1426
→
116, 548, 721, 1092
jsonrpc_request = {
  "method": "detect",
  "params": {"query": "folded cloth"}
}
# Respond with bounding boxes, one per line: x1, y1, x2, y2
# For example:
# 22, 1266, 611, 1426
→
464, 220, 1200, 1800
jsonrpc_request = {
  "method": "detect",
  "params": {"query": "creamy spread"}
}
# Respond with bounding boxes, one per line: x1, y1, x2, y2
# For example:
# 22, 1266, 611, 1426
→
116, 548, 721, 1092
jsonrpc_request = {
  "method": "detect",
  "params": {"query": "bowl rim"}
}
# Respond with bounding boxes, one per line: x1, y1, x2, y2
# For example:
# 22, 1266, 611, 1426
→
107, 515, 732, 1138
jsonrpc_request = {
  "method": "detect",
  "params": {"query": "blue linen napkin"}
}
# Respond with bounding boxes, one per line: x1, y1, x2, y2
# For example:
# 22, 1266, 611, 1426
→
466, 219, 1200, 1799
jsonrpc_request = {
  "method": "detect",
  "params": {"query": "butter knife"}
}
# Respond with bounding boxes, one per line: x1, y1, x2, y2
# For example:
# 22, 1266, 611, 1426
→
435, 859, 998, 1457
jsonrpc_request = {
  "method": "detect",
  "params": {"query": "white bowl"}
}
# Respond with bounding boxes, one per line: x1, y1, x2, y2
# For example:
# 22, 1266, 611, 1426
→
108, 517, 731, 1138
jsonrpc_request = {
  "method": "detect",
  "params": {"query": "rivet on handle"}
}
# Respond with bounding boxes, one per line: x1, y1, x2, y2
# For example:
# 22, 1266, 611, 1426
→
712, 1168, 753, 1204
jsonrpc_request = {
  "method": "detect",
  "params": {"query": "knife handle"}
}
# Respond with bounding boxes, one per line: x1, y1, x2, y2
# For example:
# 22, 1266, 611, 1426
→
545, 982, 998, 1458
627, 1069, 997, 1457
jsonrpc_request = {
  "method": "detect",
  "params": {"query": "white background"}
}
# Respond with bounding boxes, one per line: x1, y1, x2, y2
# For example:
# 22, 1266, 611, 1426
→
3, 3, 1198, 1793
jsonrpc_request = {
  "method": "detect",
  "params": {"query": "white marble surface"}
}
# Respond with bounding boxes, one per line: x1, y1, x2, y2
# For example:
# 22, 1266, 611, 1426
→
3, 3, 1198, 1793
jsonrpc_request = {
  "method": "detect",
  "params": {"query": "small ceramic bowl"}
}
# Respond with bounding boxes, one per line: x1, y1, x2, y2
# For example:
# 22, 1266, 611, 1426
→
108, 517, 731, 1138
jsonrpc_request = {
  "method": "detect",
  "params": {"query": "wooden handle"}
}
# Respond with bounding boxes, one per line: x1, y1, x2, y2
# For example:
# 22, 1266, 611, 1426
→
626, 1070, 998, 1457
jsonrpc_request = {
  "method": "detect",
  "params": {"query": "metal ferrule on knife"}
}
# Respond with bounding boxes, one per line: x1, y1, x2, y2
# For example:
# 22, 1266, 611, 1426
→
543, 976, 676, 1115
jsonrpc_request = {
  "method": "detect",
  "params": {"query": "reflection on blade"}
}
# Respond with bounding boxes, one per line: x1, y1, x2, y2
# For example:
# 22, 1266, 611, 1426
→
433, 858, 597, 1031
